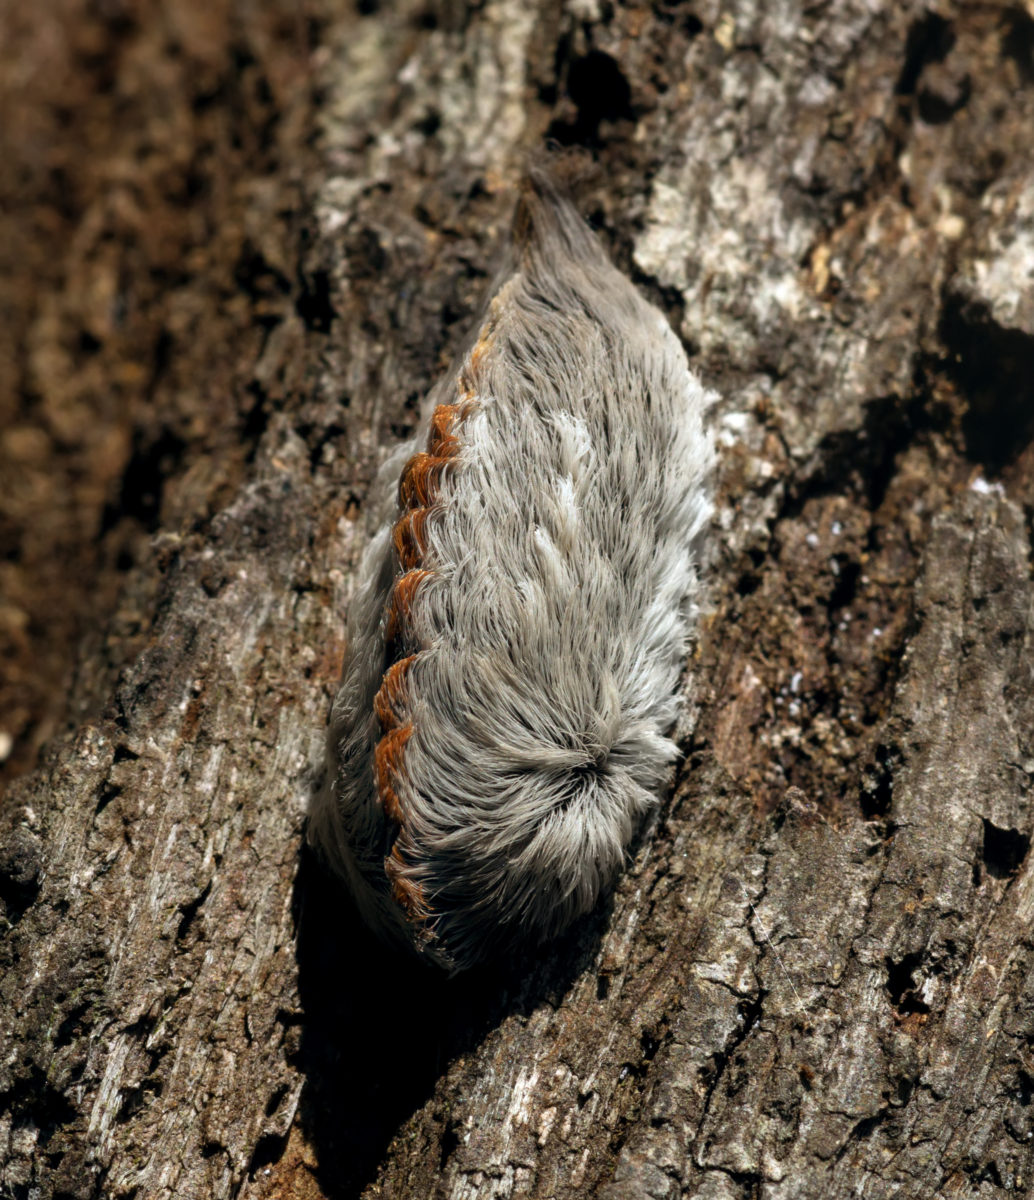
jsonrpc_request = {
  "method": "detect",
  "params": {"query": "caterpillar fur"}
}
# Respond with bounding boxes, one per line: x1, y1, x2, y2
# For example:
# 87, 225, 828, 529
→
310, 170, 716, 972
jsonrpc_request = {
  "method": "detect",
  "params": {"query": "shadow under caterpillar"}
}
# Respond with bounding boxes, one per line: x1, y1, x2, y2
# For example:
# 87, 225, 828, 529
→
310, 169, 716, 972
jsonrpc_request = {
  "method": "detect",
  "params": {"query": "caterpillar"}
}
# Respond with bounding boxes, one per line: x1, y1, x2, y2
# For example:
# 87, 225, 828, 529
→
310, 170, 716, 972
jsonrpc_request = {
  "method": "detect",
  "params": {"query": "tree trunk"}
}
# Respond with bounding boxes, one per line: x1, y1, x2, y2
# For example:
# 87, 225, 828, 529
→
2, 1, 1033, 1198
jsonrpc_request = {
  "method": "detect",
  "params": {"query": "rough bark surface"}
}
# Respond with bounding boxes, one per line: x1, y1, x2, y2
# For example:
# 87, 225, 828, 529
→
2, 1, 1033, 1198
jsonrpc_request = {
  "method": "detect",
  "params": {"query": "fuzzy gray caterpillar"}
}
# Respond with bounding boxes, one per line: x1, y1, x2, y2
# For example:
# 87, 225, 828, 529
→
310, 171, 716, 972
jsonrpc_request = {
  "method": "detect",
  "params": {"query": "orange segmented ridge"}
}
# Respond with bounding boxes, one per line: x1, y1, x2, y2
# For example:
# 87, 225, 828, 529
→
371, 388, 477, 934
392, 508, 431, 571
469, 334, 488, 372
377, 779, 404, 826
385, 568, 432, 645
375, 724, 412, 825
386, 842, 430, 922
429, 403, 461, 457
373, 654, 416, 731
457, 344, 487, 405
399, 453, 449, 510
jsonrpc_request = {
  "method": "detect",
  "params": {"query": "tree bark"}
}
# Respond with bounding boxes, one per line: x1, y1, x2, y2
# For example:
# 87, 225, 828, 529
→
2, 1, 1033, 1198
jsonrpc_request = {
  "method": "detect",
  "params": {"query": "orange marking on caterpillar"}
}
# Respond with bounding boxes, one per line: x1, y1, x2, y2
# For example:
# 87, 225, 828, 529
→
428, 403, 461, 458
378, 780, 404, 825
386, 842, 430, 922
392, 508, 431, 571
399, 453, 450, 509
385, 569, 433, 645
375, 723, 412, 824
373, 654, 417, 731
468, 314, 497, 374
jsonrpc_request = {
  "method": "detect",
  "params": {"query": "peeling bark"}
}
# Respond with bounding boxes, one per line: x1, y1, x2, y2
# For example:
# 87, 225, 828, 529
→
2, 2, 1033, 1198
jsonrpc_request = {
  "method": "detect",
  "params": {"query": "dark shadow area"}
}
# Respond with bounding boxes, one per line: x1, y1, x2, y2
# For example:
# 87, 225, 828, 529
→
884, 950, 931, 1016
1003, 5, 1034, 84
98, 425, 186, 536
776, 386, 932, 523
859, 742, 897, 821
292, 842, 607, 1198
896, 10, 954, 96
941, 295, 1034, 474
981, 817, 1031, 880
547, 47, 635, 146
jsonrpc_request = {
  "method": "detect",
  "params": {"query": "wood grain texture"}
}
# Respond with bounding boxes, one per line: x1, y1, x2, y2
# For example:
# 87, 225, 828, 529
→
1, 1, 1033, 1198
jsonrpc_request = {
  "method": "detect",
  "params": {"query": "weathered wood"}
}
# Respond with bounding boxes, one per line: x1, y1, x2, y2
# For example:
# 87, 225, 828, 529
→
2, 1, 1033, 1198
